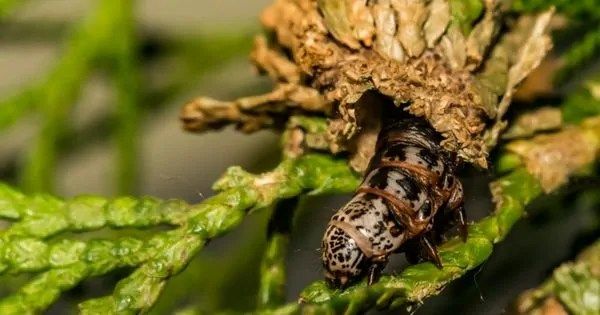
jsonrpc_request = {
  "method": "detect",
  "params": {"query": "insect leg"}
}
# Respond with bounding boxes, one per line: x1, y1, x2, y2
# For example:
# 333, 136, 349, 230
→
367, 255, 387, 285
420, 235, 442, 269
455, 205, 468, 242
367, 264, 383, 285
402, 235, 442, 268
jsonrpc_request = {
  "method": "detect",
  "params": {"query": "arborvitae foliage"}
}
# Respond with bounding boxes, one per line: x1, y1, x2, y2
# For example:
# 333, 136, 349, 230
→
0, 1, 599, 314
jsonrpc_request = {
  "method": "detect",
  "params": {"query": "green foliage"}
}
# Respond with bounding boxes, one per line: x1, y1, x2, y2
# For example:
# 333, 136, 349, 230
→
110, 1, 141, 195
0, 1, 253, 195
0, 127, 597, 313
0, 0, 22, 18
262, 168, 544, 314
449, 0, 484, 34
556, 27, 600, 83
258, 198, 298, 309
20, 0, 130, 193
512, 0, 600, 20
0, 1, 599, 314
0, 154, 358, 314
561, 76, 600, 124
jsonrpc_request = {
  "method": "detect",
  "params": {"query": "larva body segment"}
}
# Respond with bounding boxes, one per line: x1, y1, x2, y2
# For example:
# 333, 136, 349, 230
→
321, 113, 466, 287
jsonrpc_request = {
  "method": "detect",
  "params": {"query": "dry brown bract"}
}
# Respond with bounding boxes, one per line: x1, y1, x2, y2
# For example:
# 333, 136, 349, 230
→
505, 117, 600, 192
181, 0, 554, 171
503, 107, 563, 139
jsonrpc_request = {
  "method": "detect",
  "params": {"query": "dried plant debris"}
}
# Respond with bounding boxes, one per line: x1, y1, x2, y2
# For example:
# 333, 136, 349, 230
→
181, 84, 331, 133
181, 0, 554, 171
505, 117, 600, 192
503, 107, 563, 139
484, 8, 555, 148
250, 35, 302, 84
282, 116, 330, 158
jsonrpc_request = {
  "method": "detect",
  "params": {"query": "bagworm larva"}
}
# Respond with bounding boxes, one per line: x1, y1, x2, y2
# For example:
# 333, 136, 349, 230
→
321, 110, 467, 287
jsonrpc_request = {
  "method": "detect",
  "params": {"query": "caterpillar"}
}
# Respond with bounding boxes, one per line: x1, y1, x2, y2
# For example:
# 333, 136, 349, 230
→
321, 109, 467, 288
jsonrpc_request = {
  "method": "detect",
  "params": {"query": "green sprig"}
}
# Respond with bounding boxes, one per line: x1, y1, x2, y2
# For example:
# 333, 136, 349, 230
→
0, 184, 190, 239
0, 154, 359, 314
77, 154, 358, 314
0, 231, 176, 314
257, 168, 541, 314
258, 198, 299, 309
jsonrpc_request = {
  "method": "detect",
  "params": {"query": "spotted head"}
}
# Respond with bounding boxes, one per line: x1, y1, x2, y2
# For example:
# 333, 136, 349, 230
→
321, 224, 369, 287
321, 194, 406, 287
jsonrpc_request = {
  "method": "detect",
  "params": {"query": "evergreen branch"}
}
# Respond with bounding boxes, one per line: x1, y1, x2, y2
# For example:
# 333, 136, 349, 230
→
262, 116, 600, 314
258, 198, 299, 309
0, 263, 89, 314
17, 0, 130, 192
75, 155, 359, 314
0, 236, 154, 276
0, 183, 190, 238
0, 154, 357, 314
0, 231, 175, 314
149, 215, 270, 314
278, 169, 542, 314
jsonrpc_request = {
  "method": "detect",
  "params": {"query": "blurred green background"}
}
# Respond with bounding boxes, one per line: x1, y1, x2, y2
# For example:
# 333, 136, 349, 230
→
0, 1, 598, 314
0, 0, 275, 198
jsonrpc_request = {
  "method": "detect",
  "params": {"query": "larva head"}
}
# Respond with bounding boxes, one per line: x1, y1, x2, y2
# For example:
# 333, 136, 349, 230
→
321, 224, 368, 288
321, 194, 406, 287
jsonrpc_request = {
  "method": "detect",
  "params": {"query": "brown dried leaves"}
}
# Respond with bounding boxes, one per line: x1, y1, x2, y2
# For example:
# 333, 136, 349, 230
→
466, 0, 501, 69
503, 107, 563, 139
180, 83, 331, 133
484, 9, 555, 148
251, 35, 302, 84
318, 0, 374, 49
182, 0, 554, 171
506, 117, 600, 192
424, 0, 451, 48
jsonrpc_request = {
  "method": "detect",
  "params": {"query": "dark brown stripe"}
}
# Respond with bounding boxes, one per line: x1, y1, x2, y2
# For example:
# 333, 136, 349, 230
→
372, 160, 439, 186
356, 187, 428, 235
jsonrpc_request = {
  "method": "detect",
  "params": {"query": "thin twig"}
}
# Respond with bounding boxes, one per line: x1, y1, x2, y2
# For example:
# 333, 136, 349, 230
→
258, 197, 299, 309
77, 154, 359, 313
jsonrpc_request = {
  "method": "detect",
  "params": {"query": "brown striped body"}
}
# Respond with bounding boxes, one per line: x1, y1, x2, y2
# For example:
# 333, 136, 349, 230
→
321, 115, 466, 287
